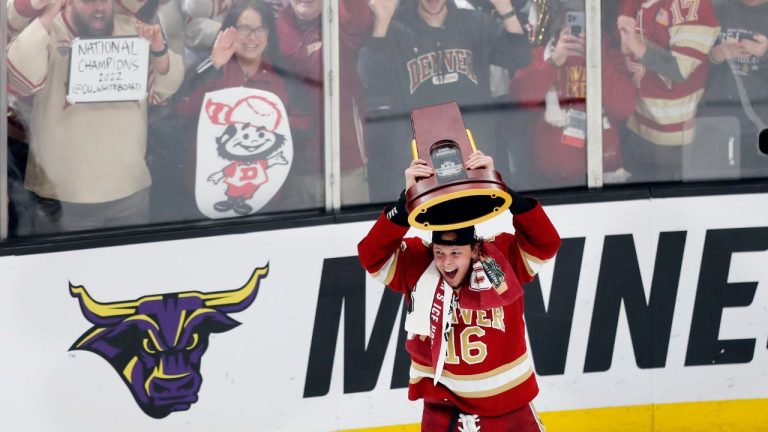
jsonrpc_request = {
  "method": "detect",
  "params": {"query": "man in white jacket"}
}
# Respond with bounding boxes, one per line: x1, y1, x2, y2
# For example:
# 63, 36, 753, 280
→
7, 0, 184, 233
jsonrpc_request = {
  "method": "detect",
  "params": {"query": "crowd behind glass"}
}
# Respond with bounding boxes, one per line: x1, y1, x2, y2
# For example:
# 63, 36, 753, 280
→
4, 0, 768, 238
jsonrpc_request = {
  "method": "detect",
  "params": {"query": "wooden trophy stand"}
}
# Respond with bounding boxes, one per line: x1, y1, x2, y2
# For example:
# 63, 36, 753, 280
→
405, 102, 511, 230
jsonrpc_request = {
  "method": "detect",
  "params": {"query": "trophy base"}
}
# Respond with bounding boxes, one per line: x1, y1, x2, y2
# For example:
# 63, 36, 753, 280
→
406, 169, 512, 231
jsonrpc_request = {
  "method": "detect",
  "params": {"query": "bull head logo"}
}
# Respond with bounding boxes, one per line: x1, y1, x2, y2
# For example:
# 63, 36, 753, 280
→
69, 265, 269, 419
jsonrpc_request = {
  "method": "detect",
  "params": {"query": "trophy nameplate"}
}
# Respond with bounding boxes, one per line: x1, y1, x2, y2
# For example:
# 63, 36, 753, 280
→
405, 102, 512, 230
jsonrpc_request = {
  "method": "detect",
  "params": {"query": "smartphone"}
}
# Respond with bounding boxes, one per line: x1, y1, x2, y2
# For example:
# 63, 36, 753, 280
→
566, 11, 585, 36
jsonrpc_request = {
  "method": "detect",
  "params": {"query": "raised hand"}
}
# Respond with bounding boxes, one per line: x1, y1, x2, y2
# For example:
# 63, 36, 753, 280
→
31, 0, 56, 11
135, 20, 166, 52
617, 15, 646, 58
212, 27, 238, 69
405, 159, 434, 191
370, 0, 399, 37
38, 0, 63, 31
370, 0, 399, 21
550, 28, 586, 66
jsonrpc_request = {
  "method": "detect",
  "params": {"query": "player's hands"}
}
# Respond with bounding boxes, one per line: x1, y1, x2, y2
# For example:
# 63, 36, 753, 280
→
617, 15, 646, 58
135, 20, 166, 52
742, 34, 768, 59
465, 151, 494, 171
212, 27, 238, 69
405, 159, 434, 191
550, 28, 585, 66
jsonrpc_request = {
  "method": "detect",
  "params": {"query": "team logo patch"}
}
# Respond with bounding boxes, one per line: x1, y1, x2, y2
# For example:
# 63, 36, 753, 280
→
68, 265, 269, 418
58, 41, 71, 57
197, 88, 293, 218
481, 257, 505, 288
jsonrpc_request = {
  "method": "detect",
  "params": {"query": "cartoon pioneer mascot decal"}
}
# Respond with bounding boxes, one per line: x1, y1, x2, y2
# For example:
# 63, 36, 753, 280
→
196, 88, 293, 218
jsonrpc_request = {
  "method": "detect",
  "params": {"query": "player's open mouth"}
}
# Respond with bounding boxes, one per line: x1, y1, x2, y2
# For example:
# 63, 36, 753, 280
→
444, 269, 457, 279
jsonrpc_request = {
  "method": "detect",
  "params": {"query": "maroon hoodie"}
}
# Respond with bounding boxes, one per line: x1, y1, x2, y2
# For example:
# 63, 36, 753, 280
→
276, 0, 373, 172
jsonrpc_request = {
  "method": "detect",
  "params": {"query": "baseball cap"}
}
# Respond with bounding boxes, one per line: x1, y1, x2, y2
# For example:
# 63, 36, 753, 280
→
431, 226, 477, 246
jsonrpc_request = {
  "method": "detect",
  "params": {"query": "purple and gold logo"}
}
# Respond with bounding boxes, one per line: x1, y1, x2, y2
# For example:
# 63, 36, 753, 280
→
69, 265, 269, 419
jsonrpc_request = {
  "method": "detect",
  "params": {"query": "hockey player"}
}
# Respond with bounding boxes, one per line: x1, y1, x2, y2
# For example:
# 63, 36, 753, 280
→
358, 151, 561, 431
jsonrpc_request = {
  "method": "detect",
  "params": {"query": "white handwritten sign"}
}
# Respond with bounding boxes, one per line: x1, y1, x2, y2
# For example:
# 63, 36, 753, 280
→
67, 37, 150, 103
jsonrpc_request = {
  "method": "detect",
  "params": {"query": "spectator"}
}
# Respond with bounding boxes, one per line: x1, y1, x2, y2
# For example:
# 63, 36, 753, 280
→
511, 0, 636, 188
153, 0, 187, 58
174, 0, 290, 216
701, 0, 768, 177
276, 0, 373, 207
169, 0, 285, 64
7, 0, 184, 233
617, 0, 720, 182
5, 0, 161, 38
362, 0, 531, 196
182, 0, 238, 63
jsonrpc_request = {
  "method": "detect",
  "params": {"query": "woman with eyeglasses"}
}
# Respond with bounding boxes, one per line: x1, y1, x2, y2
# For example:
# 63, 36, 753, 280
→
176, 0, 285, 109
171, 0, 296, 219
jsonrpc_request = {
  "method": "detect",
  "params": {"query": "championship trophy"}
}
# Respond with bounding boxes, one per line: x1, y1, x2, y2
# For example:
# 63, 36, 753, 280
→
406, 102, 512, 230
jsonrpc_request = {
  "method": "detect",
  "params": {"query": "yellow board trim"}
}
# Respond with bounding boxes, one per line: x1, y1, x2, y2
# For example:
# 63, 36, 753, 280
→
339, 398, 768, 432
407, 188, 512, 231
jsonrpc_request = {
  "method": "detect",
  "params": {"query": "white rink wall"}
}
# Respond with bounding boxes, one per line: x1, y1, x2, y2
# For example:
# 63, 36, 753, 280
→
0, 193, 766, 431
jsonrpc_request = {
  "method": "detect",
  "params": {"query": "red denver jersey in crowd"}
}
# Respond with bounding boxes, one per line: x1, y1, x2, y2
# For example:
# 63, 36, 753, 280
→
621, 0, 720, 145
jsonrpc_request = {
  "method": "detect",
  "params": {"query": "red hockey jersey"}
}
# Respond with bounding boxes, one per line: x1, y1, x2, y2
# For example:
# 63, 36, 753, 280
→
358, 204, 561, 417
621, 0, 720, 145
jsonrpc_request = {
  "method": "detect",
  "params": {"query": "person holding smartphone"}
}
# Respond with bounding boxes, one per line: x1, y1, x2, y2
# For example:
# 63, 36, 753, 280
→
510, 0, 637, 188
701, 0, 768, 177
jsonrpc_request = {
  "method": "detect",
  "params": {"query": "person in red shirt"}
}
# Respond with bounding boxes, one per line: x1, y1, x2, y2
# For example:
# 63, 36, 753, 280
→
358, 152, 561, 431
173, 0, 290, 217
276, 0, 373, 206
511, 0, 637, 188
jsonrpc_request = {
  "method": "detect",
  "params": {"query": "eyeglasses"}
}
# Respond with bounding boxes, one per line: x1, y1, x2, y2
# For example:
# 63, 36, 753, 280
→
235, 25, 269, 38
